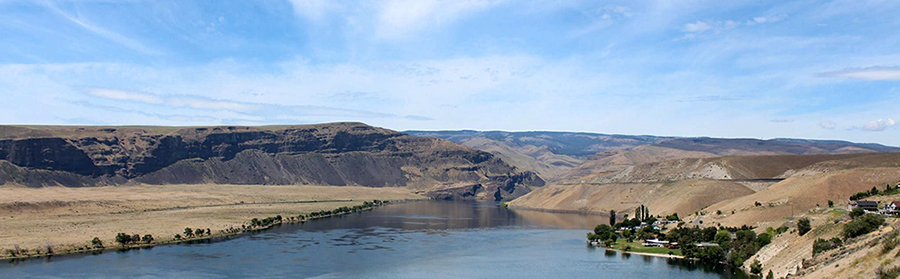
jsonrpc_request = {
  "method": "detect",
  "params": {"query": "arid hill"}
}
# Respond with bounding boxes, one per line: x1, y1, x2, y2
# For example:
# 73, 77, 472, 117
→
509, 153, 900, 220
406, 130, 897, 182
0, 123, 543, 200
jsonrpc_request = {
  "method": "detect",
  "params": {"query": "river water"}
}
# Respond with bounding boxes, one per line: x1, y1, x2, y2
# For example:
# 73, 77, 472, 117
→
1, 201, 748, 278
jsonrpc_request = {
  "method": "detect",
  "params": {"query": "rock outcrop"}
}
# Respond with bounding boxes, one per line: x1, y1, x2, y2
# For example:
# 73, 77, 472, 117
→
0, 123, 544, 200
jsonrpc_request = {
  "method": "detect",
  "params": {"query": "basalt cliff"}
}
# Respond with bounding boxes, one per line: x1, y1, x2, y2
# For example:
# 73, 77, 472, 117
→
0, 123, 543, 200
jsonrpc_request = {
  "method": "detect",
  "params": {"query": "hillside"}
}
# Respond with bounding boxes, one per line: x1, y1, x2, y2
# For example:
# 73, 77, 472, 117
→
0, 123, 543, 201
406, 130, 898, 182
509, 153, 900, 223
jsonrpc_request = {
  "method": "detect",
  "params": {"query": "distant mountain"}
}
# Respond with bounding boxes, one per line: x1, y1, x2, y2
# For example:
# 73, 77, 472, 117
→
0, 123, 543, 201
405, 130, 898, 181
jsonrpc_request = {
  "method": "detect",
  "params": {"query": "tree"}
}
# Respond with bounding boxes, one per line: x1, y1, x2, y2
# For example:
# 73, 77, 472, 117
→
828, 200, 834, 208
115, 233, 132, 246
132, 234, 140, 244
750, 259, 763, 275
850, 207, 865, 219
91, 237, 104, 248
206, 228, 211, 235
842, 213, 885, 239
184, 227, 194, 238
174, 234, 182, 240
714, 230, 732, 249
798, 218, 811, 236
195, 228, 204, 237
609, 210, 616, 226
594, 224, 613, 237
767, 270, 775, 279
142, 234, 154, 244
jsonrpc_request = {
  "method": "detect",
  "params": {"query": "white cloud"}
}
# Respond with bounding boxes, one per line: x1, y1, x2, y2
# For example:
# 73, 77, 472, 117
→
682, 21, 712, 33
863, 118, 896, 131
375, 0, 503, 39
819, 120, 836, 130
43, 2, 161, 55
286, 0, 336, 22
747, 14, 788, 25
89, 88, 163, 104
168, 97, 255, 111
818, 67, 900, 81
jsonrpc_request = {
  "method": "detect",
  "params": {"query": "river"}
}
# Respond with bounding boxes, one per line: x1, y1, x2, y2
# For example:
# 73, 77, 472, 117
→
1, 201, 748, 278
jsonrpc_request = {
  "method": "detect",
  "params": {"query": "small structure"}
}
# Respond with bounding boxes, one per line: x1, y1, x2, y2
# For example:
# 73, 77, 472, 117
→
695, 242, 720, 248
642, 239, 670, 247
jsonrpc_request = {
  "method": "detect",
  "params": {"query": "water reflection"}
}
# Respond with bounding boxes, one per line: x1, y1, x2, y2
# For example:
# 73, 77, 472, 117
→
1, 201, 747, 279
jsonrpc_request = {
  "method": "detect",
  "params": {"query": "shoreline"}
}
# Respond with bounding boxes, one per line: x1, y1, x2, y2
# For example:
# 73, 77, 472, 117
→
588, 241, 686, 259
1, 198, 425, 262
507, 205, 607, 216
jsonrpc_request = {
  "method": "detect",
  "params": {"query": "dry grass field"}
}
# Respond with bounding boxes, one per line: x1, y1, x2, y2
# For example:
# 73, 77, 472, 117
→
0, 184, 424, 257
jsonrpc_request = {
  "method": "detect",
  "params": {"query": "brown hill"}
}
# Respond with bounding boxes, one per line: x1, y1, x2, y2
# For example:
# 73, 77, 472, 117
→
509, 153, 900, 222
0, 123, 543, 201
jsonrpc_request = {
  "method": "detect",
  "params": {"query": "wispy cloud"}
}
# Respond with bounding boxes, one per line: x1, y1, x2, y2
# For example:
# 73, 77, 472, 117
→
819, 121, 836, 130
861, 118, 896, 132
43, 2, 161, 55
88, 88, 163, 104
818, 67, 900, 81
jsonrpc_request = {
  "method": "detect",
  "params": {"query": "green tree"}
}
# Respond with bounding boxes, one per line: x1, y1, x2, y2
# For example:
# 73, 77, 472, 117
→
91, 237, 104, 248
827, 200, 834, 208
184, 227, 194, 238
714, 230, 732, 249
766, 270, 774, 279
174, 234, 182, 240
115, 233, 132, 246
797, 218, 811, 236
142, 234, 154, 244
850, 207, 865, 219
609, 210, 616, 226
750, 259, 763, 275
594, 224, 613, 237
195, 228, 204, 237
131, 234, 140, 244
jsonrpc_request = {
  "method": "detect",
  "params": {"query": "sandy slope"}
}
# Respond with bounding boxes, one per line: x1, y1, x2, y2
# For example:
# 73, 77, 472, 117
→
699, 167, 900, 228
507, 179, 754, 217
0, 184, 424, 255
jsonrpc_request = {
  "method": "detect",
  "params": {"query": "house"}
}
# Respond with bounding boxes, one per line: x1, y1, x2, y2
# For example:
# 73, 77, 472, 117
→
853, 200, 879, 212
642, 239, 670, 247
890, 201, 900, 210
695, 242, 720, 247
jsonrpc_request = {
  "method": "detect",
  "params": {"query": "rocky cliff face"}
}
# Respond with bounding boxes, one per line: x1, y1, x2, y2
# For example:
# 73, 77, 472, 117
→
0, 123, 544, 200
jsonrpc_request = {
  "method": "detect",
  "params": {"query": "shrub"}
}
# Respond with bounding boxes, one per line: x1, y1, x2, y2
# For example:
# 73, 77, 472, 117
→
813, 238, 843, 255
750, 259, 762, 275
882, 231, 899, 254
842, 214, 885, 239
828, 200, 834, 208
115, 233, 132, 246
91, 237, 104, 248
850, 207, 865, 219
798, 218, 811, 236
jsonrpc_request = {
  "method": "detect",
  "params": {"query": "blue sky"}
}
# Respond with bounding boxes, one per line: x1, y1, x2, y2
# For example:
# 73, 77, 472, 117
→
1, 0, 899, 145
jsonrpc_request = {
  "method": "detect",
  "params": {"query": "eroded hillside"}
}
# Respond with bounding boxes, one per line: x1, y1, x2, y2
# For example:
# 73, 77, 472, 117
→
0, 123, 543, 200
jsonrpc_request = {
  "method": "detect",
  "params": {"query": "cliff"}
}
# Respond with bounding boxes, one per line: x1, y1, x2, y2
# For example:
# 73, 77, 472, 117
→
0, 123, 544, 200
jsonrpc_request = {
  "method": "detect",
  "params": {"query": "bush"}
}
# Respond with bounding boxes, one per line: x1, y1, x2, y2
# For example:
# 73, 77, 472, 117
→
91, 237, 104, 248
813, 238, 843, 255
798, 218, 811, 236
750, 259, 762, 275
850, 207, 865, 219
842, 214, 885, 239
882, 231, 899, 254
828, 200, 834, 208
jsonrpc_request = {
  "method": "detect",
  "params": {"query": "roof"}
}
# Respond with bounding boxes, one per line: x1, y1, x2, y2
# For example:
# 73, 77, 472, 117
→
856, 201, 878, 206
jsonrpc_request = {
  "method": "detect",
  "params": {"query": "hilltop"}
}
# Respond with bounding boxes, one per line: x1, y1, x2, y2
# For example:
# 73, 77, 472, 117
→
406, 130, 897, 182
0, 123, 543, 201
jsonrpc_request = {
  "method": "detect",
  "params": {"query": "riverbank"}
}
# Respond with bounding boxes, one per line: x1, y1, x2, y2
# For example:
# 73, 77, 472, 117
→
589, 238, 685, 259
0, 184, 425, 261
